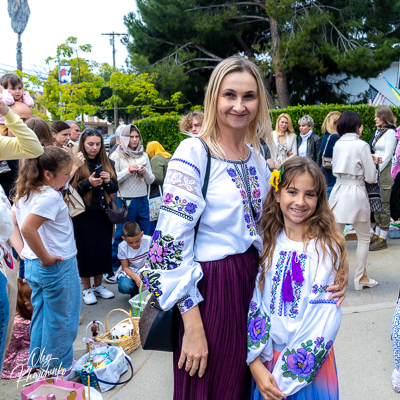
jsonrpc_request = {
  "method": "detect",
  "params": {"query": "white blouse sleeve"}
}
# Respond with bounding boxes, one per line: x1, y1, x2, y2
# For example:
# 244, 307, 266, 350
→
246, 273, 274, 364
380, 129, 397, 172
140, 139, 207, 313
271, 259, 342, 396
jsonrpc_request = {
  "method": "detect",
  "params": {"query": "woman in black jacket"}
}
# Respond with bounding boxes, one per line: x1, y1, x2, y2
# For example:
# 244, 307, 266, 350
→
71, 129, 118, 305
296, 115, 322, 166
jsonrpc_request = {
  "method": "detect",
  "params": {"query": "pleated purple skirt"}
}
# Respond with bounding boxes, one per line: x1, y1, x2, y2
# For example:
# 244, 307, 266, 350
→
173, 246, 259, 400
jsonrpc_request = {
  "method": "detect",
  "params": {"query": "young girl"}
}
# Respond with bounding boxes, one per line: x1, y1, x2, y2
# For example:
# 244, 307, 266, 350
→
12, 146, 80, 379
247, 156, 347, 400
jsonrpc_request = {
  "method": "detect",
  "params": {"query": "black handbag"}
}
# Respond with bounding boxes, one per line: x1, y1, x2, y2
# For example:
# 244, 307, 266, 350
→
365, 165, 384, 212
139, 139, 211, 352
106, 193, 128, 224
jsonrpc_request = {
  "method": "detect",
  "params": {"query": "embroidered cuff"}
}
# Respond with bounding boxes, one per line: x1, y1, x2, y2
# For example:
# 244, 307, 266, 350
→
176, 289, 203, 314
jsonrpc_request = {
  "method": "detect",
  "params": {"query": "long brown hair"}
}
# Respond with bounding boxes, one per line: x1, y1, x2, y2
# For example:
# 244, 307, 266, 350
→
71, 129, 116, 205
26, 117, 53, 146
13, 146, 72, 203
258, 156, 346, 290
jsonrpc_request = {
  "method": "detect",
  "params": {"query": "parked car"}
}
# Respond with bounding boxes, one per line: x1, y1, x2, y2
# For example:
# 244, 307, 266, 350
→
103, 134, 115, 152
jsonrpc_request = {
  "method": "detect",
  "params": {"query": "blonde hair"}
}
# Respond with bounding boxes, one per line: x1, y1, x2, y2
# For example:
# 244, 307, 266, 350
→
179, 112, 204, 133
275, 113, 295, 136
259, 156, 346, 290
199, 57, 272, 159
321, 111, 341, 135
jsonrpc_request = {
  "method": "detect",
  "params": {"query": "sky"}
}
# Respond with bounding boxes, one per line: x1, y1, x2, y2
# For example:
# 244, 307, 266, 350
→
2, 0, 137, 78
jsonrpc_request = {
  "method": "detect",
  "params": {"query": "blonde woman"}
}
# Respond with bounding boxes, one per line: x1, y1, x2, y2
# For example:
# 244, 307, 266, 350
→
270, 112, 297, 169
320, 111, 341, 198
140, 58, 347, 400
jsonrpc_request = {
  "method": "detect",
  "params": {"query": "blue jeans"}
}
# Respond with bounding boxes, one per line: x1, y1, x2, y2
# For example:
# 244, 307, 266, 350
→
118, 276, 139, 296
25, 257, 81, 371
112, 196, 150, 271
0, 271, 10, 371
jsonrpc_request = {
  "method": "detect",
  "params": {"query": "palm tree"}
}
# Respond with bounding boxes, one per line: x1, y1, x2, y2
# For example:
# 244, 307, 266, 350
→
8, 0, 30, 71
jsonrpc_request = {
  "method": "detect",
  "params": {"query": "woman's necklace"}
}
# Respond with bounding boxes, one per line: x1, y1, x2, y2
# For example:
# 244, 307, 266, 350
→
229, 145, 248, 161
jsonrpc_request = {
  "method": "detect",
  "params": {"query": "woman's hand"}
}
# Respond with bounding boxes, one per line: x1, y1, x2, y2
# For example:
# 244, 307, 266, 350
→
74, 152, 85, 168
371, 155, 383, 165
266, 159, 275, 170
129, 164, 139, 173
89, 172, 103, 187
179, 306, 208, 377
287, 151, 293, 157
249, 357, 286, 400
100, 171, 111, 184
327, 259, 349, 307
137, 166, 147, 175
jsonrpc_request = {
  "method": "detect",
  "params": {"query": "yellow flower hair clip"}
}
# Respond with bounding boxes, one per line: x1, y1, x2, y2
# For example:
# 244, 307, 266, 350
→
269, 165, 284, 192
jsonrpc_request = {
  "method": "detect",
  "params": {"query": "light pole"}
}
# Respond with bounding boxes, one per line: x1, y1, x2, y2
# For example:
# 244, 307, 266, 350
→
101, 32, 125, 132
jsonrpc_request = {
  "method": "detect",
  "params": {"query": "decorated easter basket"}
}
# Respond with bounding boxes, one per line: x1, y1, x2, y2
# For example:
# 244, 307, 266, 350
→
94, 308, 140, 355
84, 320, 106, 353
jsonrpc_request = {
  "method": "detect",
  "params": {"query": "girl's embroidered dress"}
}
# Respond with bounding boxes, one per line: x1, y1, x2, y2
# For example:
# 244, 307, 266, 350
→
247, 231, 341, 400
140, 137, 272, 400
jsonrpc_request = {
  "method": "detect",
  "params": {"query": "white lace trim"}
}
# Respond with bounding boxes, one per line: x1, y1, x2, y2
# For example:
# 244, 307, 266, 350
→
164, 169, 202, 197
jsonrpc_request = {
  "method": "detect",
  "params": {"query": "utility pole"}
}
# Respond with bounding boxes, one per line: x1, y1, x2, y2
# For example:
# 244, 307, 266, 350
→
101, 32, 124, 132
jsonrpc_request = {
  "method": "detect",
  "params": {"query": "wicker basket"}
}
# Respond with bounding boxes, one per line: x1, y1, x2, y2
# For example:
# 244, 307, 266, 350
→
94, 308, 140, 355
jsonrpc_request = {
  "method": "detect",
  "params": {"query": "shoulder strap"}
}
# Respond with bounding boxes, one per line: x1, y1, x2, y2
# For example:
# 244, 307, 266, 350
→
322, 134, 332, 158
194, 139, 211, 241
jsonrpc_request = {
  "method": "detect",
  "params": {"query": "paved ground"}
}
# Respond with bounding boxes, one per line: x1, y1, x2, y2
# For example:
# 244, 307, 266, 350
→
1, 237, 400, 399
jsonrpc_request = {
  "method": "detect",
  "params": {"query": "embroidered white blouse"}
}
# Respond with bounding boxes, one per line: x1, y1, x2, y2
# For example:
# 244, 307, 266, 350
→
140, 138, 272, 314
246, 231, 342, 396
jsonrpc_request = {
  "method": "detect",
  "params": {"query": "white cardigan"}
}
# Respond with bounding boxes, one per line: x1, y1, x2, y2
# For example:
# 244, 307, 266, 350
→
270, 131, 297, 165
110, 151, 155, 198
329, 133, 377, 223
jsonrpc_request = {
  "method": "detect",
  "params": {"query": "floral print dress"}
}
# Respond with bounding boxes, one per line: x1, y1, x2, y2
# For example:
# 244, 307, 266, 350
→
140, 137, 271, 315
247, 231, 341, 398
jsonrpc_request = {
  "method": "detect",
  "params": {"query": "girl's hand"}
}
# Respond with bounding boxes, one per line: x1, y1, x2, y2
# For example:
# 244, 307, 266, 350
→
266, 159, 275, 170
179, 306, 208, 377
100, 171, 111, 183
89, 172, 103, 187
133, 275, 141, 287
41, 254, 64, 266
327, 259, 349, 307
0, 99, 9, 116
129, 164, 139, 173
287, 151, 293, 157
250, 357, 286, 400
137, 166, 147, 175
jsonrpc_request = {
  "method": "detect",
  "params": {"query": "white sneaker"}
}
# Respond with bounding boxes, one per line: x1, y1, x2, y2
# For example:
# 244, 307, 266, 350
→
93, 284, 115, 299
392, 368, 400, 392
82, 288, 97, 305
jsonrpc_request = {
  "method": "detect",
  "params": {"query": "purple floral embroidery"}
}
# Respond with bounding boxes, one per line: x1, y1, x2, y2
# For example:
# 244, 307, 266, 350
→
250, 301, 257, 312
312, 284, 328, 294
146, 230, 184, 271
184, 299, 194, 309
281, 337, 334, 384
247, 304, 271, 351
140, 270, 163, 298
240, 189, 247, 199
252, 188, 261, 198
162, 193, 198, 221
249, 166, 256, 175
244, 214, 251, 223
248, 316, 268, 342
288, 253, 307, 319
314, 337, 324, 348
149, 244, 163, 263
163, 193, 173, 204
287, 348, 315, 377
227, 168, 237, 177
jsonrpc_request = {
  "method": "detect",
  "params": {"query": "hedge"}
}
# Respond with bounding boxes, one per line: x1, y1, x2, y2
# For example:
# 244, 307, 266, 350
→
136, 104, 399, 152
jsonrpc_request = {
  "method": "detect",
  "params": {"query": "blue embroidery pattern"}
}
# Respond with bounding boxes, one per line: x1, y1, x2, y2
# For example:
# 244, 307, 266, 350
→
312, 284, 329, 294
270, 251, 287, 314
169, 158, 200, 175
177, 294, 195, 313
288, 254, 307, 319
162, 193, 198, 221
227, 164, 262, 236
309, 299, 338, 305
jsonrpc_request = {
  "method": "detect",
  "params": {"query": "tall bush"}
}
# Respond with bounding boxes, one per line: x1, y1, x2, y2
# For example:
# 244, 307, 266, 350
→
137, 104, 399, 153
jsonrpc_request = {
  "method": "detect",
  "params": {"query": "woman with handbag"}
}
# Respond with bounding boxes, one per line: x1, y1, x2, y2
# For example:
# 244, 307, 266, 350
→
110, 125, 155, 272
140, 58, 347, 400
329, 111, 379, 290
269, 112, 297, 169
369, 105, 397, 251
320, 111, 341, 198
146, 141, 171, 235
71, 129, 118, 305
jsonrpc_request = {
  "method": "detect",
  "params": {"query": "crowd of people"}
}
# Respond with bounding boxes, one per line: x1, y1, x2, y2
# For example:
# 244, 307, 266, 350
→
0, 59, 400, 400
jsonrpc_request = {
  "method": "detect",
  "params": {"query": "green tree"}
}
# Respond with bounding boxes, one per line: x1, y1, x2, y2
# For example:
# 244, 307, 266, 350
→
124, 0, 400, 108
